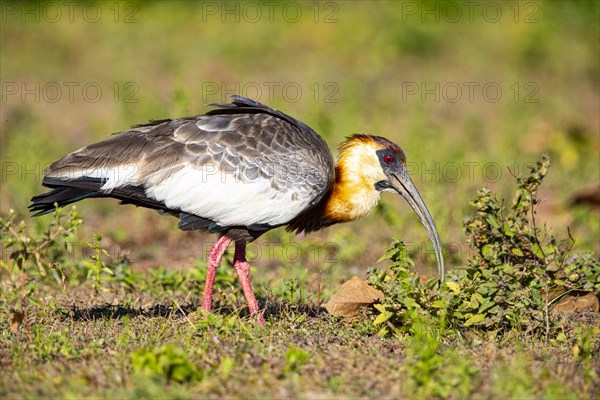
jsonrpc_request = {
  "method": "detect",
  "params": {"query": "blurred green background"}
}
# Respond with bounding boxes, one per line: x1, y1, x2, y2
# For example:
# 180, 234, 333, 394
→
1, 1, 598, 281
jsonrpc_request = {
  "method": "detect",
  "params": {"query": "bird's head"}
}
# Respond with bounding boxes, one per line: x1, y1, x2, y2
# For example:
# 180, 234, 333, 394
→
330, 134, 445, 278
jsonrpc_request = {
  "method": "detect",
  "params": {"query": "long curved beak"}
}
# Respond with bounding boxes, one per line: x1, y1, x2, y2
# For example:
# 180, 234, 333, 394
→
388, 170, 445, 280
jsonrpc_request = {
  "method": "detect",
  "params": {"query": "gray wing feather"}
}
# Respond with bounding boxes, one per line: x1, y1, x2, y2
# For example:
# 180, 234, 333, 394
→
45, 96, 334, 225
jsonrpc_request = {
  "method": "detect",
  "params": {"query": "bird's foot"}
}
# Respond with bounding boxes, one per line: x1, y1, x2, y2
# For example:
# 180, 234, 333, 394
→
254, 311, 265, 326
233, 241, 265, 326
200, 302, 212, 314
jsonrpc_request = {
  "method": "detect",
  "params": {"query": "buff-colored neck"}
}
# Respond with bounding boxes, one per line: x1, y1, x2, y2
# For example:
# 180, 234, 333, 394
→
323, 138, 387, 223
324, 166, 381, 223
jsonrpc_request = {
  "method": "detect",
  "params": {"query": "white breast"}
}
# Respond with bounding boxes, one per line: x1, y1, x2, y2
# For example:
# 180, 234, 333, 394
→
144, 164, 312, 227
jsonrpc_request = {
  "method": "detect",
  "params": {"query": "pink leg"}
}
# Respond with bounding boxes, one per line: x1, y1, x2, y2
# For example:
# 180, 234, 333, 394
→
201, 236, 233, 313
233, 241, 265, 326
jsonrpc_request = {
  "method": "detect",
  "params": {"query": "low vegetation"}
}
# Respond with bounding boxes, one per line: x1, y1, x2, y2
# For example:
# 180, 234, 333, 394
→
1, 156, 598, 398
369, 156, 599, 338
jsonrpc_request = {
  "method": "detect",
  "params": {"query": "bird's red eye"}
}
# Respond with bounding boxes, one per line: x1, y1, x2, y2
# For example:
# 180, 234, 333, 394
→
383, 155, 394, 164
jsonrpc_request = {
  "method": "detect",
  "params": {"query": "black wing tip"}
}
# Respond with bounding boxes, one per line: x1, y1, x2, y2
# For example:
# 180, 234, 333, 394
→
206, 94, 271, 111
28, 205, 58, 217
204, 95, 316, 135
130, 95, 278, 128
131, 118, 173, 129
29, 189, 91, 216
29, 177, 103, 216
29, 192, 63, 216
229, 95, 264, 107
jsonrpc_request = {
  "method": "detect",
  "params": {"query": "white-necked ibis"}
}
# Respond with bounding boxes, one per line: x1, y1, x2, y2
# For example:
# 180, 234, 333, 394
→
30, 95, 444, 325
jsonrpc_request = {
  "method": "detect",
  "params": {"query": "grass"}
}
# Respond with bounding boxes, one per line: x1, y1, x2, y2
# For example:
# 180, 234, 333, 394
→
1, 1, 599, 398
1, 278, 598, 398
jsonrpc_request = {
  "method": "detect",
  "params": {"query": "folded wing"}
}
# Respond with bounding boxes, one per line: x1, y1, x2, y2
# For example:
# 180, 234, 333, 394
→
30, 97, 334, 237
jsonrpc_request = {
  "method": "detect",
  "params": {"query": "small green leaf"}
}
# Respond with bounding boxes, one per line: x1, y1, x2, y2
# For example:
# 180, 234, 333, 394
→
464, 314, 485, 326
431, 300, 447, 308
373, 304, 389, 312
482, 244, 496, 258
486, 214, 500, 229
219, 357, 235, 376
446, 281, 461, 294
373, 311, 393, 325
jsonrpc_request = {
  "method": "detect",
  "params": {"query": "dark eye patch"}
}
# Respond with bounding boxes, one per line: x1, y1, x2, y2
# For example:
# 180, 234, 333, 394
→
376, 149, 401, 171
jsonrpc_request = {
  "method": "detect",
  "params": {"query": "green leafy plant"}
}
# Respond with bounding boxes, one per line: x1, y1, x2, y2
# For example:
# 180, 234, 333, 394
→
368, 242, 447, 337
573, 326, 600, 385
1, 207, 81, 331
369, 156, 599, 338
112, 259, 144, 292
32, 326, 82, 361
131, 345, 203, 383
554, 253, 600, 294
402, 326, 478, 398
82, 234, 114, 294
283, 346, 310, 374
149, 266, 187, 294
461, 156, 598, 335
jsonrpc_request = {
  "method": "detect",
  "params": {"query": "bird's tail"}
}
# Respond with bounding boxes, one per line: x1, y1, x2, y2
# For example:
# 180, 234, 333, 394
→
29, 177, 100, 216
30, 176, 174, 216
